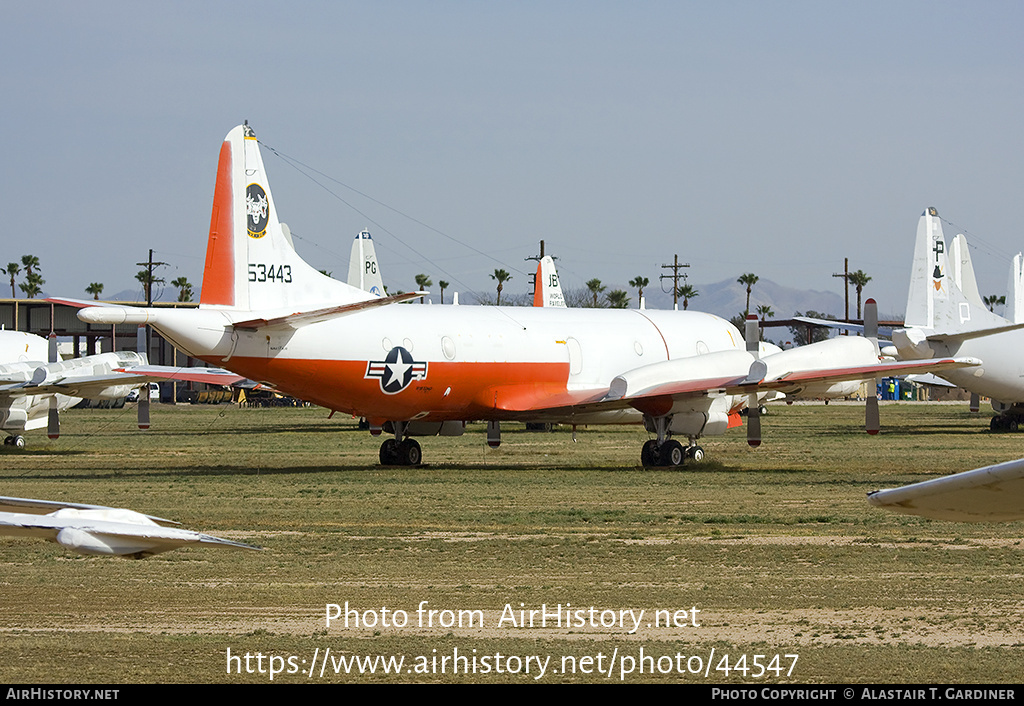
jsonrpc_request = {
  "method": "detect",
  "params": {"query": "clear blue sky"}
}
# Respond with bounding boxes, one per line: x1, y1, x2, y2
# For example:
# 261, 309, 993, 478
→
3, 1, 1022, 315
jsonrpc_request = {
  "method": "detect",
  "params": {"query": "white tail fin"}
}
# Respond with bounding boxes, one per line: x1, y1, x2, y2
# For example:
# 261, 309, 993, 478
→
949, 233, 985, 309
532, 256, 566, 307
1006, 253, 1024, 324
904, 207, 1006, 333
346, 230, 385, 297
199, 124, 370, 312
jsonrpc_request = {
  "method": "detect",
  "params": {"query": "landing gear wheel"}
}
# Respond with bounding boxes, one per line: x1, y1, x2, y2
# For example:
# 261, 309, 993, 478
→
1010, 419, 1019, 433
687, 445, 705, 462
641, 439, 661, 467
660, 439, 685, 467
398, 439, 422, 466
379, 439, 399, 465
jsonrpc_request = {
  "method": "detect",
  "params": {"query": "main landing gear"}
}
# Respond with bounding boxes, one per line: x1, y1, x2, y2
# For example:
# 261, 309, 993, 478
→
377, 421, 422, 466
990, 414, 1020, 433
640, 416, 704, 468
3, 435, 26, 449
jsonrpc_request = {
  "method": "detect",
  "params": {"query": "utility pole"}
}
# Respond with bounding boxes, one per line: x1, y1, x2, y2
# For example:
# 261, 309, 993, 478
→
135, 249, 168, 362
525, 240, 554, 291
660, 254, 690, 309
832, 257, 849, 322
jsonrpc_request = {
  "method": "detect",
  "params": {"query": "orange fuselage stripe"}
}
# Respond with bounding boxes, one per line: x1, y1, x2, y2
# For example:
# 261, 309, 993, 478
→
212, 357, 572, 420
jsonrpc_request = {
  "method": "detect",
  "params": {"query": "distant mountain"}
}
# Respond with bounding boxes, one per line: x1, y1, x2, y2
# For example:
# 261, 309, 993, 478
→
639, 277, 844, 320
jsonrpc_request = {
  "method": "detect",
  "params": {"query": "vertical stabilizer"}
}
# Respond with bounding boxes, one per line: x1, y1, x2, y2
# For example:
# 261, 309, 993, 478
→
532, 256, 566, 307
199, 124, 370, 312
346, 230, 385, 297
949, 234, 985, 309
903, 207, 1006, 334
1006, 253, 1024, 324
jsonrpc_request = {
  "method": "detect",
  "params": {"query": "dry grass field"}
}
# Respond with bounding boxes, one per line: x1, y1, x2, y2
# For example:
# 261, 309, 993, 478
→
1, 401, 1022, 683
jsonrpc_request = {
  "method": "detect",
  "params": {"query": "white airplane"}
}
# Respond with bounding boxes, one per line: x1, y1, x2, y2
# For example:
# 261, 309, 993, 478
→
0, 496, 260, 558
0, 327, 255, 448
55, 125, 979, 467
0, 329, 149, 447
868, 457, 1024, 522
891, 207, 1024, 431
346, 229, 386, 297
532, 256, 566, 308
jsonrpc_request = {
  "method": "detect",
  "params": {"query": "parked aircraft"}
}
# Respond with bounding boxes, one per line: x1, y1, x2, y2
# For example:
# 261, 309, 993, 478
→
0, 496, 259, 558
58, 125, 978, 467
892, 208, 1024, 431
0, 329, 149, 447
868, 457, 1024, 522
0, 328, 253, 448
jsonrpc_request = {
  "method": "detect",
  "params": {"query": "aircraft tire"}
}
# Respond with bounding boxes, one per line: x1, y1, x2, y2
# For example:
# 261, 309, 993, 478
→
379, 439, 399, 465
12, 435, 25, 449
660, 439, 685, 467
1010, 419, 1020, 433
688, 445, 705, 462
641, 440, 660, 467
399, 439, 422, 466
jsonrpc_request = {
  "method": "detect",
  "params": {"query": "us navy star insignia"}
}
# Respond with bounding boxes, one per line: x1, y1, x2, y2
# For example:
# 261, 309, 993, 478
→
365, 346, 428, 394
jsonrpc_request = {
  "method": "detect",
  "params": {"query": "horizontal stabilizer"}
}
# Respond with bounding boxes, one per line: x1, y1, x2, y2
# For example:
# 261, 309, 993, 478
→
925, 320, 1024, 344
231, 291, 426, 330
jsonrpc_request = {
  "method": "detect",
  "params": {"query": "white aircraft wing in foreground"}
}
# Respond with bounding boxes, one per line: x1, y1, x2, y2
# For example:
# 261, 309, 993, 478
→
0, 496, 260, 558
868, 458, 1024, 522
62, 124, 981, 468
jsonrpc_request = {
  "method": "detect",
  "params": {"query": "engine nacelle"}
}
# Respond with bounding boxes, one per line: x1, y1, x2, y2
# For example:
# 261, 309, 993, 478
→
55, 527, 155, 558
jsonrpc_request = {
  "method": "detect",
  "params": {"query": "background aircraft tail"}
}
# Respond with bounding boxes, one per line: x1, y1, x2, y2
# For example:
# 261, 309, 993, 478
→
903, 207, 1006, 334
532, 256, 566, 307
199, 124, 371, 312
346, 230, 386, 297
1006, 253, 1024, 324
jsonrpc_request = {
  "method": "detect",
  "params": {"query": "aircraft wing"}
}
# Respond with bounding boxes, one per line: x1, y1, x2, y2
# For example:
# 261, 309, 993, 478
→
602, 356, 979, 410
868, 458, 1024, 522
793, 317, 895, 339
0, 496, 176, 525
0, 496, 261, 557
113, 365, 259, 388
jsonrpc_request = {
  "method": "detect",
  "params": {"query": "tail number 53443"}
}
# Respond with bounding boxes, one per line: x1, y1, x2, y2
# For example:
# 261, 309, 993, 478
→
248, 264, 293, 283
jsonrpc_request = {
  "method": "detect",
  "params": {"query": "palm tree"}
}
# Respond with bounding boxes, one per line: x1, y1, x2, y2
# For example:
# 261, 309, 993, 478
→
490, 269, 512, 305
438, 280, 449, 304
586, 278, 606, 307
757, 304, 774, 321
21, 255, 40, 278
984, 294, 1006, 313
628, 276, 649, 303
85, 282, 104, 300
415, 274, 432, 303
2, 263, 19, 298
171, 276, 193, 302
847, 270, 872, 319
737, 273, 758, 314
606, 289, 630, 309
18, 272, 44, 299
676, 284, 699, 310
